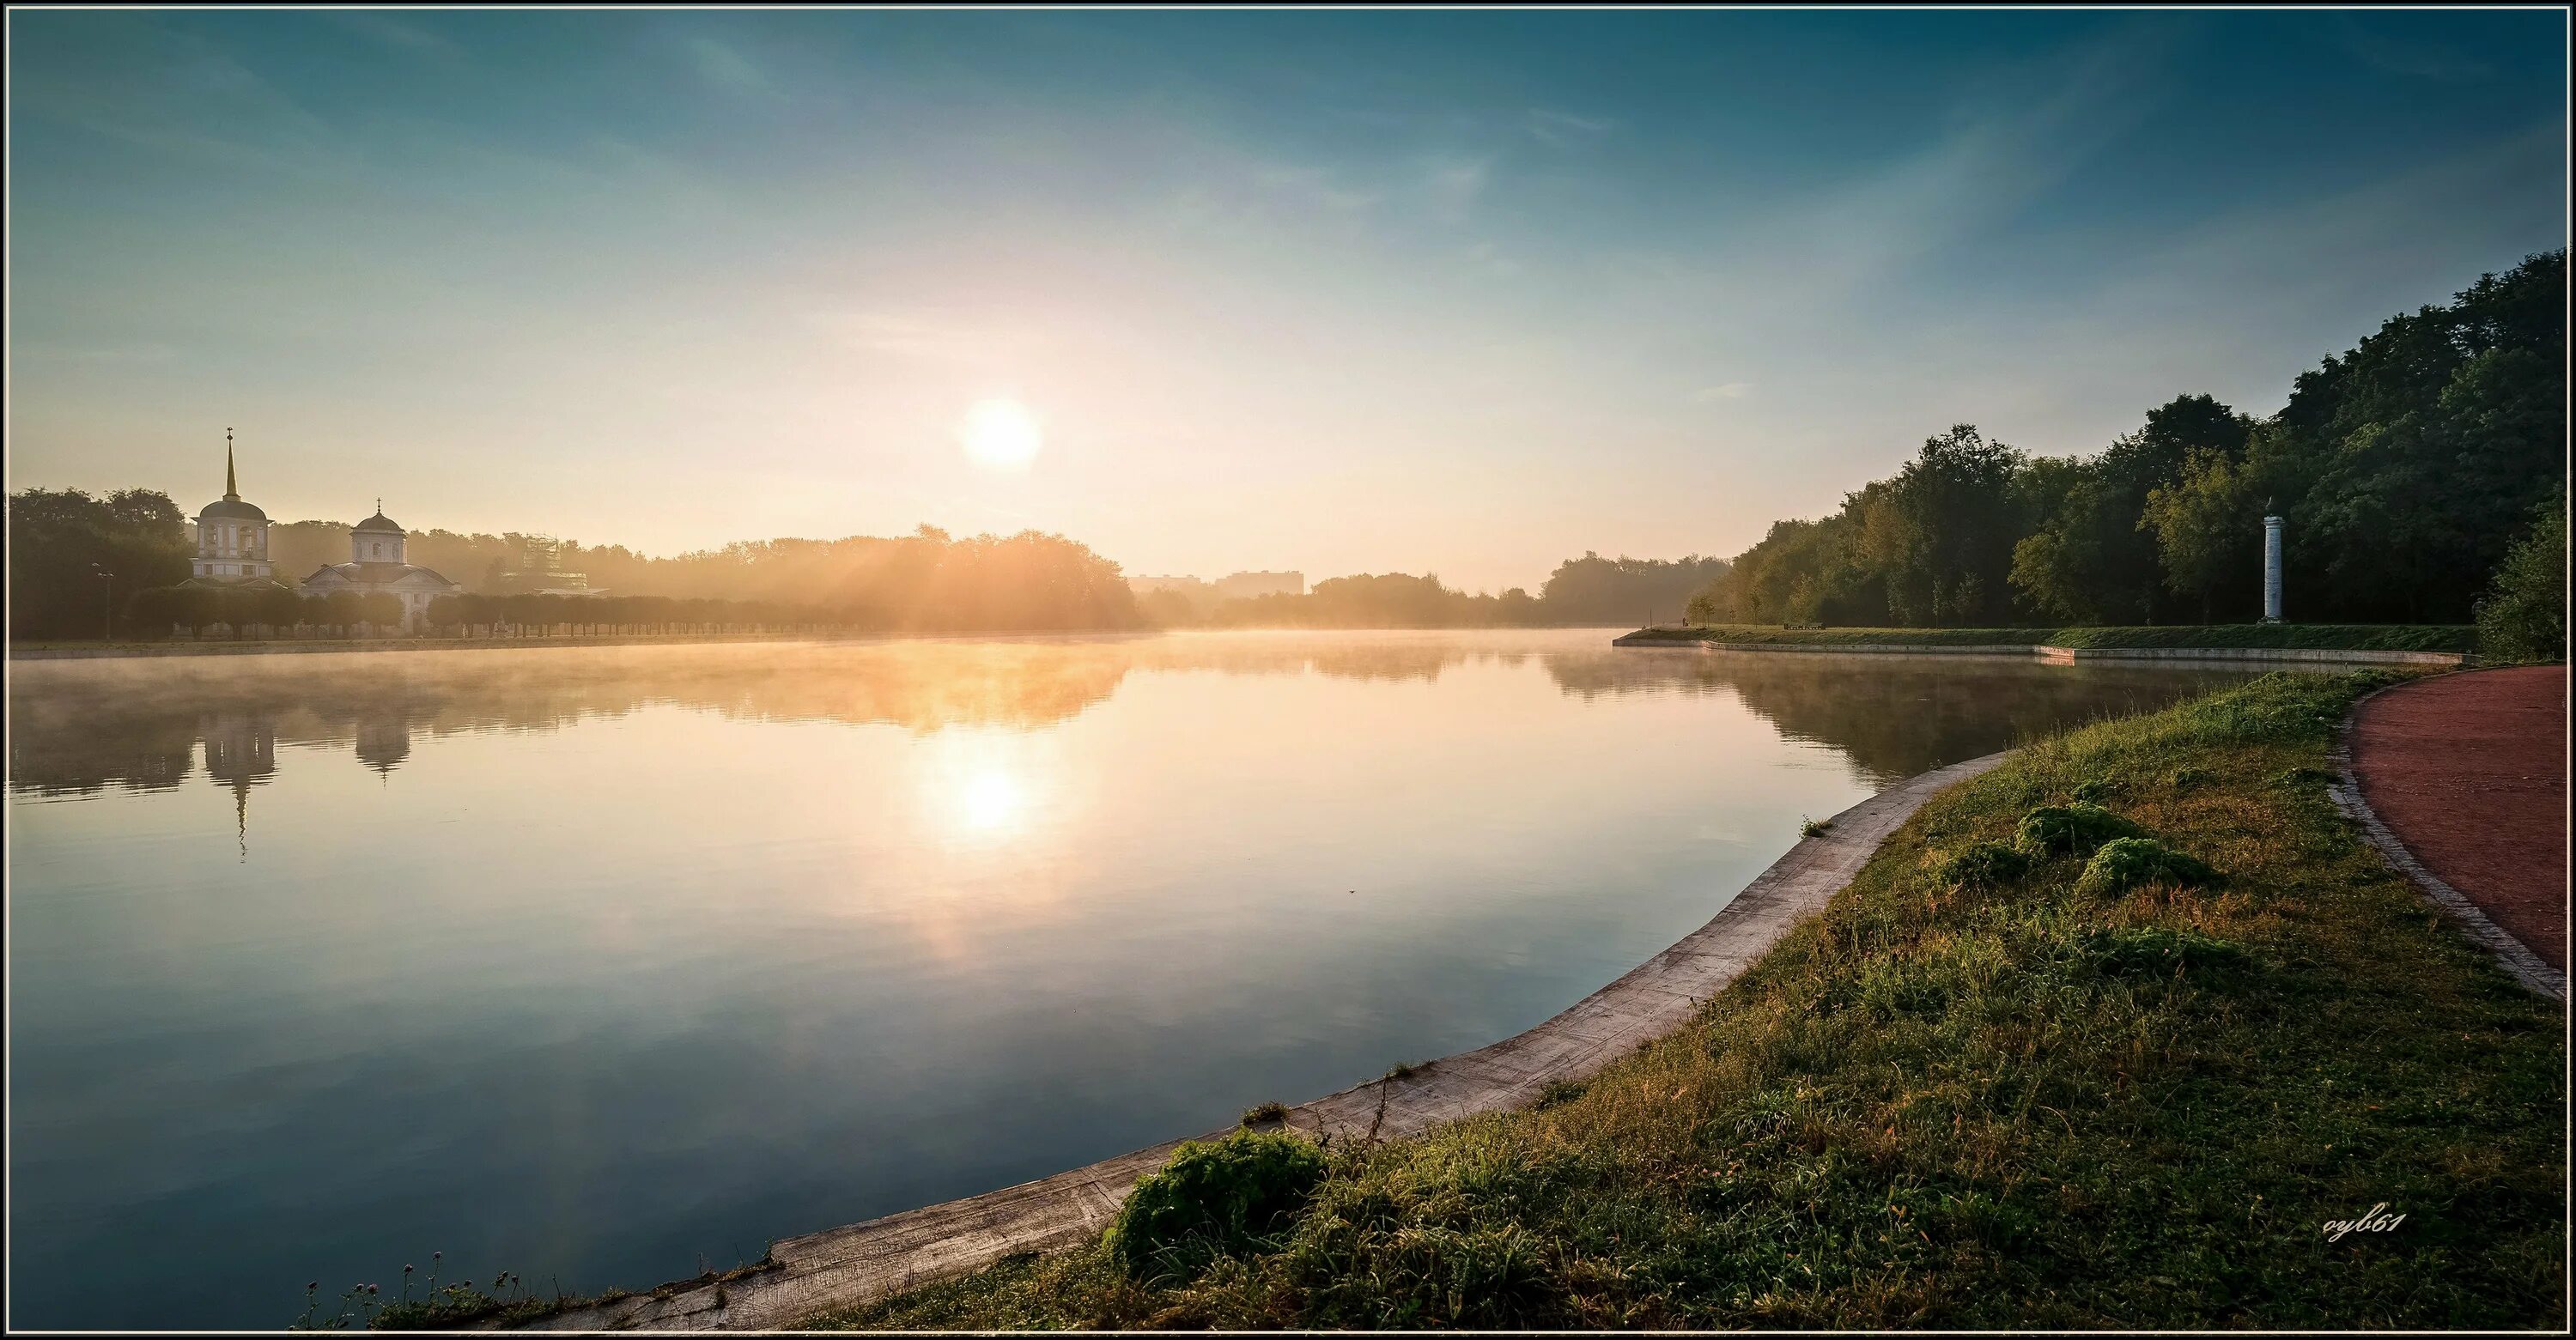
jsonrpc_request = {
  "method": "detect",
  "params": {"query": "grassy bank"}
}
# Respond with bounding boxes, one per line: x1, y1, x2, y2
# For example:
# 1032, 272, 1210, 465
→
1623, 623, 2476, 652
820, 671, 2561, 1329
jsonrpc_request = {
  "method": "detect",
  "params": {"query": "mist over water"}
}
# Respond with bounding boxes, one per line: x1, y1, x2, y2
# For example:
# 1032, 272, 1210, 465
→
8, 632, 2262, 1327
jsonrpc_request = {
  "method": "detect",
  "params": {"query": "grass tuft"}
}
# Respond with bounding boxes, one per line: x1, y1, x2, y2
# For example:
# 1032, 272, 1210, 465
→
1103, 1131, 1326, 1285
1927, 840, 2031, 891
2014, 801, 2144, 857
2074, 835, 2222, 898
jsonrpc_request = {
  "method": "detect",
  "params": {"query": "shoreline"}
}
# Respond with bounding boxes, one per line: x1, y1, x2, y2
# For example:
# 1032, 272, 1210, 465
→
1611, 633, 2464, 667
501, 749, 2014, 1331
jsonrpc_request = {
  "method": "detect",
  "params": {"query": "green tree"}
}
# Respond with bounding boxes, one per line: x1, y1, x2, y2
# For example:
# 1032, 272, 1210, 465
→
2475, 492, 2566, 664
322, 590, 364, 634
254, 584, 305, 637
1868, 426, 2027, 626
125, 585, 184, 640
5, 488, 191, 639
1536, 552, 1731, 627
357, 591, 405, 634
2017, 396, 2256, 624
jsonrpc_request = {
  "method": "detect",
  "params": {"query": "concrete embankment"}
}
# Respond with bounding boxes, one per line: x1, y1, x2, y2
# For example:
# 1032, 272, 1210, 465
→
1610, 634, 2463, 667
506, 749, 2014, 1331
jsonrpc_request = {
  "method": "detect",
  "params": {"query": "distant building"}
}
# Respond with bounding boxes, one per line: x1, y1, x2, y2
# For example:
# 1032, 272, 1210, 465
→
1131, 571, 1304, 600
1127, 574, 1209, 597
497, 536, 603, 597
1214, 571, 1303, 600
297, 503, 464, 632
187, 432, 282, 585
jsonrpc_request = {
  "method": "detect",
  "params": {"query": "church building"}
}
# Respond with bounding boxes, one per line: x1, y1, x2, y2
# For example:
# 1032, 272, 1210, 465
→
185, 431, 465, 633
297, 503, 464, 633
189, 431, 280, 585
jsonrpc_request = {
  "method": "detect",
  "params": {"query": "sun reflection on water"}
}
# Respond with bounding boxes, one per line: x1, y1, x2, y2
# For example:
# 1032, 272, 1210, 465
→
919, 729, 1054, 848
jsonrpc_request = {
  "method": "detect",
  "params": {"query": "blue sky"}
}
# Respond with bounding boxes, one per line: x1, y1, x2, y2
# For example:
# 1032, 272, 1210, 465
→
7, 8, 2566, 590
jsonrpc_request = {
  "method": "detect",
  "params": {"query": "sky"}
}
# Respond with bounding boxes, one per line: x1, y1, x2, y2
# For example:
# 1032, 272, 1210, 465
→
6, 8, 2567, 592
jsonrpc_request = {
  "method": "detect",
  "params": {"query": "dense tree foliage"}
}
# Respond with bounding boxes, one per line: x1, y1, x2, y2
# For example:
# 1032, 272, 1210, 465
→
22, 515, 1145, 640
6, 488, 193, 639
422, 592, 851, 637
271, 521, 1143, 629
1534, 552, 1732, 626
1212, 573, 1539, 628
2474, 490, 2566, 663
1692, 252, 2566, 628
1170, 554, 1728, 628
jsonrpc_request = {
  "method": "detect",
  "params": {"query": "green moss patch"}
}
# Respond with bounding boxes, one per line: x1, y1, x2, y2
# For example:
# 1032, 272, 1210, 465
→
2014, 802, 2145, 857
1103, 1131, 1327, 1284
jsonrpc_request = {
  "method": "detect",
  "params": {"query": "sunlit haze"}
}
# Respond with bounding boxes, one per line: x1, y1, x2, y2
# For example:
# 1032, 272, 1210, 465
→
6, 9, 2566, 590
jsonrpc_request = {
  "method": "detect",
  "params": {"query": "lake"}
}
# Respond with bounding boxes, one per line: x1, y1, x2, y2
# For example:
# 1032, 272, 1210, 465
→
5, 631, 2264, 1328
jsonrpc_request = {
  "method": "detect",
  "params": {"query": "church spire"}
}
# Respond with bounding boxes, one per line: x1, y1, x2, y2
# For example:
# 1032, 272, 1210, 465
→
224, 427, 239, 501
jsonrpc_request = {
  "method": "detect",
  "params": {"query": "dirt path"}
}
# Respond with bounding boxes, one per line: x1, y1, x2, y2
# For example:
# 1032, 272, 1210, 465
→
2351, 666, 2567, 971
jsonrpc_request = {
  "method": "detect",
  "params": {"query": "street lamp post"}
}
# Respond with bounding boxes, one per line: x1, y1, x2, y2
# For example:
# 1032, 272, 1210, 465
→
91, 565, 115, 642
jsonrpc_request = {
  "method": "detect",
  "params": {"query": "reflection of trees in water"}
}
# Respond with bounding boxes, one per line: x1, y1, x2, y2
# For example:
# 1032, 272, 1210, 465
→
1543, 649, 2256, 783
3, 635, 1537, 797
7, 711, 199, 796
4, 636, 2223, 803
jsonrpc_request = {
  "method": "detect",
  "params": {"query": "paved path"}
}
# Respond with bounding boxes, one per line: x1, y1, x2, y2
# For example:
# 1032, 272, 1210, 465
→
2349, 666, 2567, 973
507, 750, 2014, 1331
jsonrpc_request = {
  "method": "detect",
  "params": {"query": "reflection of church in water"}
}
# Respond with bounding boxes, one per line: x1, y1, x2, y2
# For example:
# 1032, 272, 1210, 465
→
176, 709, 413, 853
197, 711, 277, 856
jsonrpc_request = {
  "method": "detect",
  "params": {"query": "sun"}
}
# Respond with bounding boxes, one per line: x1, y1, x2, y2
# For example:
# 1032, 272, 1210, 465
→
960, 397, 1042, 471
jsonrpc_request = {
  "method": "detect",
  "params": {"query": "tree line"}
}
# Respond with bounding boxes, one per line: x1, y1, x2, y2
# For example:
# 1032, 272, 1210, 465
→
4, 503, 1149, 640
113, 585, 844, 640
421, 592, 848, 638
1161, 552, 1732, 629
6, 488, 194, 640
1693, 251, 2566, 633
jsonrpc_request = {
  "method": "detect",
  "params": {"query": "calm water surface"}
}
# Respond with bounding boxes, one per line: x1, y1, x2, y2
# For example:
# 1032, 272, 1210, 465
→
7, 631, 2263, 1327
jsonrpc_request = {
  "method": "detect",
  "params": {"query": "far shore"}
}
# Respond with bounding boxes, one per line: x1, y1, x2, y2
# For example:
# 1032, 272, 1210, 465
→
6, 628, 1157, 661
1615, 621, 2474, 665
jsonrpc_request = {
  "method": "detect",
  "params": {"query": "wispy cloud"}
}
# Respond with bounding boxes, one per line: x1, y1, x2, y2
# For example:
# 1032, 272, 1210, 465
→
808, 308, 1056, 368
1418, 156, 1491, 224
2334, 15, 2497, 83
1692, 382, 1753, 403
684, 35, 780, 100
1462, 240, 1522, 276
329, 12, 463, 60
11, 21, 361, 179
1526, 108, 1613, 149
1253, 162, 1379, 214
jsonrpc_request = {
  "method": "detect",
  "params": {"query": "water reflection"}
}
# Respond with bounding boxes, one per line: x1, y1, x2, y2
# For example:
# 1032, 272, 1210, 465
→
9, 634, 2257, 802
1543, 648, 2251, 783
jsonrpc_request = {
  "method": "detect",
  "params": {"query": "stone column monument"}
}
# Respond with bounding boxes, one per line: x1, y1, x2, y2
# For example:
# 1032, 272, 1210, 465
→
2261, 511, 2284, 624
